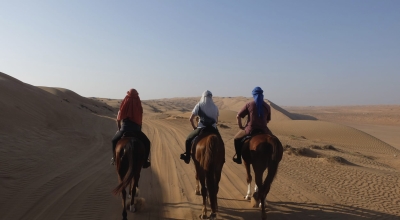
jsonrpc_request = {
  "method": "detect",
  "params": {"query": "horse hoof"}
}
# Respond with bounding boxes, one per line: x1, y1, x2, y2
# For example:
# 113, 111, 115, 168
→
129, 205, 136, 213
199, 214, 208, 219
195, 190, 201, 195
251, 197, 260, 208
210, 213, 217, 220
244, 195, 251, 200
135, 188, 140, 197
262, 213, 267, 220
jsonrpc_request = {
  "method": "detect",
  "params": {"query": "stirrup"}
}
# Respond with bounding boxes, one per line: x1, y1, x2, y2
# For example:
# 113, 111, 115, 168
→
180, 153, 190, 164
110, 157, 115, 165
143, 160, 151, 168
180, 153, 187, 160
233, 157, 242, 164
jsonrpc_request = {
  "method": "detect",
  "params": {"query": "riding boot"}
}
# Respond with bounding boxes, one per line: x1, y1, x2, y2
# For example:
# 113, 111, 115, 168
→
180, 140, 191, 164
143, 144, 151, 168
233, 139, 242, 164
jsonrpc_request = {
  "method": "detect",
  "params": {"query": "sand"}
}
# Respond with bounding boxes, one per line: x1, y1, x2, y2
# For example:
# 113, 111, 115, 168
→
1, 72, 399, 219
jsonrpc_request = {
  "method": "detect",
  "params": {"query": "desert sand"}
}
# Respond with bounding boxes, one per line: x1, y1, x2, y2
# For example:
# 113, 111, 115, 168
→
1, 72, 399, 219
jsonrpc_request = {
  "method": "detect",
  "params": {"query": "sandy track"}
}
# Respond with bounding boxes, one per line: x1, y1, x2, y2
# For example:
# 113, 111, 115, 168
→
1, 117, 399, 220
108, 117, 400, 219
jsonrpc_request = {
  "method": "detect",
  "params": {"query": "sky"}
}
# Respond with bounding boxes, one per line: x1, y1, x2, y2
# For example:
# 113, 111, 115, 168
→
1, 0, 399, 106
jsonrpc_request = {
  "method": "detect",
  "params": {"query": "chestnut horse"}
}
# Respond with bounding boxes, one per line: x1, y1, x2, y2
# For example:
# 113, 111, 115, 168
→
241, 133, 283, 220
192, 128, 225, 220
112, 136, 146, 220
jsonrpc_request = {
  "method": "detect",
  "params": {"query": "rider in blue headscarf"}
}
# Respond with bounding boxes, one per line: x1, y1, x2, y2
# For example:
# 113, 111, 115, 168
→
232, 86, 273, 164
252, 87, 264, 118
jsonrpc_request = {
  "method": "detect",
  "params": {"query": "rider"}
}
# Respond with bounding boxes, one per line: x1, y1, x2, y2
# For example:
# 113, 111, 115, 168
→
111, 89, 151, 168
180, 90, 220, 164
232, 87, 272, 164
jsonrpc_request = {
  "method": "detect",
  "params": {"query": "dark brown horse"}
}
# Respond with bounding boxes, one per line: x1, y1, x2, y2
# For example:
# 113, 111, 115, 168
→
112, 136, 146, 220
241, 133, 283, 220
192, 129, 225, 220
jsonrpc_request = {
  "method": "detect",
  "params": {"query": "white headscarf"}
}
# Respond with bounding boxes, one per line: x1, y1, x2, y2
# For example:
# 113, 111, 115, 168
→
194, 90, 218, 127
199, 90, 215, 108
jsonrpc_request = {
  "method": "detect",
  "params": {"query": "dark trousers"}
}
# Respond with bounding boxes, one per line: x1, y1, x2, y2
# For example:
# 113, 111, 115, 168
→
111, 120, 151, 161
184, 127, 221, 154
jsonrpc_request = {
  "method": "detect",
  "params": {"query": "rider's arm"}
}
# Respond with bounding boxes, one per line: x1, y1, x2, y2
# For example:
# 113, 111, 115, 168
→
189, 113, 197, 130
237, 114, 244, 130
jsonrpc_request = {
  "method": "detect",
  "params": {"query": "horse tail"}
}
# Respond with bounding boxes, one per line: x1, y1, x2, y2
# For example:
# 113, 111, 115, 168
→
203, 135, 219, 211
113, 139, 136, 195
261, 135, 283, 192
198, 134, 218, 171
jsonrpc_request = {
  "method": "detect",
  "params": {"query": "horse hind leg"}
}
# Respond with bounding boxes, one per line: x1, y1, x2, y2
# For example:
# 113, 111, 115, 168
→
128, 182, 136, 213
260, 162, 280, 219
244, 161, 252, 200
251, 169, 263, 208
121, 188, 128, 220
200, 186, 208, 219
195, 171, 201, 195
198, 171, 208, 219
128, 181, 132, 199
130, 170, 143, 213
206, 173, 218, 218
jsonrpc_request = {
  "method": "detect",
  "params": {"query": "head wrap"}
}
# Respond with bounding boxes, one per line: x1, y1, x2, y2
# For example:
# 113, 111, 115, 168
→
197, 90, 217, 124
198, 90, 216, 111
199, 90, 213, 104
117, 89, 143, 125
252, 87, 264, 118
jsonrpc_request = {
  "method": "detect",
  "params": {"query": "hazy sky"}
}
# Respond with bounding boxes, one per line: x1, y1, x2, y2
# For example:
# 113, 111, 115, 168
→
1, 1, 399, 106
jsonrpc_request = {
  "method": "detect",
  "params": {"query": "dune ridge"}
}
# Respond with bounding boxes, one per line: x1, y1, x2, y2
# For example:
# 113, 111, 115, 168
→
1, 72, 399, 219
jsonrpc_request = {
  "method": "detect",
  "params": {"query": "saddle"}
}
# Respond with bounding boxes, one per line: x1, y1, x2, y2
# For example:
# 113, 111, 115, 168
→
192, 126, 220, 145
122, 131, 139, 138
199, 126, 219, 136
241, 129, 265, 144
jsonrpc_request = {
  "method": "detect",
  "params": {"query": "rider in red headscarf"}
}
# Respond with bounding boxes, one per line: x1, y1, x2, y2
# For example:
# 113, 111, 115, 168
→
111, 89, 151, 168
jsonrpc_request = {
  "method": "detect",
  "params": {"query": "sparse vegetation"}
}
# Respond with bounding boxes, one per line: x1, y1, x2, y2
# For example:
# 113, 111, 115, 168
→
326, 156, 344, 163
284, 145, 316, 157
218, 124, 230, 129
80, 104, 97, 113
102, 105, 114, 112
309, 144, 338, 151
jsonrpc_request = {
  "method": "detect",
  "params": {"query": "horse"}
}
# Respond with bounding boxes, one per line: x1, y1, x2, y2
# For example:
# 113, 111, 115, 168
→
112, 135, 146, 220
241, 133, 283, 220
192, 128, 225, 220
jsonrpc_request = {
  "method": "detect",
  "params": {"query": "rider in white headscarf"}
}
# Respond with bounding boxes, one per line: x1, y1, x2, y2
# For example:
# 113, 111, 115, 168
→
180, 90, 220, 164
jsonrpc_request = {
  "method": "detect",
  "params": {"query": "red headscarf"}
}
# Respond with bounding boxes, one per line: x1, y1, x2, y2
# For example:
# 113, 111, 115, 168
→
117, 89, 143, 125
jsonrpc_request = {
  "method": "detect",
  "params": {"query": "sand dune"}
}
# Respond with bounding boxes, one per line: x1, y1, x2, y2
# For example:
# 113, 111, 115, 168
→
1, 72, 399, 219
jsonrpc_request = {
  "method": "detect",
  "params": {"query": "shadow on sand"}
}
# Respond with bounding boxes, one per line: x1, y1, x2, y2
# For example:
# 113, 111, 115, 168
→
161, 200, 399, 220
226, 201, 399, 220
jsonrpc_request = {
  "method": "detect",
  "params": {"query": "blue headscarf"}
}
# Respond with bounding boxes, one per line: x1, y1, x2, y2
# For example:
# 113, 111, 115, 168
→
252, 87, 264, 118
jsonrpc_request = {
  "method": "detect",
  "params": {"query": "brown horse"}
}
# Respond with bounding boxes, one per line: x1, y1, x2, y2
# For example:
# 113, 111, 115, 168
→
192, 129, 225, 220
241, 133, 283, 220
112, 136, 146, 220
